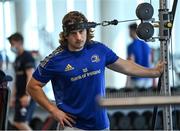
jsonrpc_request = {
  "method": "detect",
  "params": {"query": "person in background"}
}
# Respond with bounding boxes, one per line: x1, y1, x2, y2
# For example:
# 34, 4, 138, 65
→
27, 11, 164, 130
8, 33, 36, 130
0, 52, 3, 70
126, 23, 153, 88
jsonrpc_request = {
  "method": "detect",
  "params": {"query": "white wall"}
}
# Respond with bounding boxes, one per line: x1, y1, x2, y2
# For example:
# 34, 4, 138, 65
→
173, 1, 180, 54
0, 1, 16, 64
101, 0, 138, 88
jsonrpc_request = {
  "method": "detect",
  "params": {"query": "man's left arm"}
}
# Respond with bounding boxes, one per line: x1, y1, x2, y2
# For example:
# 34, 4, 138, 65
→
26, 68, 34, 85
20, 68, 34, 107
107, 58, 164, 78
20, 52, 35, 107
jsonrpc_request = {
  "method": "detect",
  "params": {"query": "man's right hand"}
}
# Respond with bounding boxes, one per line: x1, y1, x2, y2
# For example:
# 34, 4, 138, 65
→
51, 107, 76, 129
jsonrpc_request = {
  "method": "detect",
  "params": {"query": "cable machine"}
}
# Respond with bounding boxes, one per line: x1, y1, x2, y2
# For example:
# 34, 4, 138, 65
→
91, 0, 178, 130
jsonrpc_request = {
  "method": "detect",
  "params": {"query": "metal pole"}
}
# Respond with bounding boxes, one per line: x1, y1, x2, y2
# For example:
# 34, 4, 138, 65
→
159, 0, 173, 130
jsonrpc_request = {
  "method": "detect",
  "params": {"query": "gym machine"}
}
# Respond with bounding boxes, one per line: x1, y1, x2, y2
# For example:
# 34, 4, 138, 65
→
94, 0, 178, 130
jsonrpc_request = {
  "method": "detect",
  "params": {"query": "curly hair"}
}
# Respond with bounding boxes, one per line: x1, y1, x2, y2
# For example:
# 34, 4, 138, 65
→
59, 11, 94, 49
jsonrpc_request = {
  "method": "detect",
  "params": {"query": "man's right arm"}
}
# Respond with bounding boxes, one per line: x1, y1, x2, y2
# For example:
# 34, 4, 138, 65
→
26, 77, 76, 128
26, 77, 58, 115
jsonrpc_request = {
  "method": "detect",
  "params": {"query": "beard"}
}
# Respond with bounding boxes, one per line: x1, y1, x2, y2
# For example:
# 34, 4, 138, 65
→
68, 40, 85, 51
74, 40, 85, 48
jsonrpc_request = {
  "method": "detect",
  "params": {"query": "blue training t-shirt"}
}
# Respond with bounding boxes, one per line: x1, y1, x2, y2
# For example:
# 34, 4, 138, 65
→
128, 38, 151, 80
33, 41, 119, 130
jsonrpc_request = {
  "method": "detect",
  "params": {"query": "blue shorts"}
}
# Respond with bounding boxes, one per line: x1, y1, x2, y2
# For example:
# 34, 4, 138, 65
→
14, 98, 36, 122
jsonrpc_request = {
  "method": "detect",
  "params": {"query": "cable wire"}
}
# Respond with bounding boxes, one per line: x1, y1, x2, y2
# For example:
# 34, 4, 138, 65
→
170, 33, 177, 130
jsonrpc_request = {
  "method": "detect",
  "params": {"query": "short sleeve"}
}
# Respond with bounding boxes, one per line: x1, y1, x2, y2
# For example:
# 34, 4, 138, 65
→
24, 53, 35, 69
127, 44, 133, 57
99, 43, 119, 66
33, 65, 54, 84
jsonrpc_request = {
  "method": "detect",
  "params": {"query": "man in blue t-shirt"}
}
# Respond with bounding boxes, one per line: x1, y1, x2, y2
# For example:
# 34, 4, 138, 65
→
27, 11, 164, 130
126, 23, 153, 88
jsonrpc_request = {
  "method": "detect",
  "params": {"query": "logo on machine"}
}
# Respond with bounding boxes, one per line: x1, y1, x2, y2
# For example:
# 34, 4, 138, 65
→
91, 54, 100, 63
65, 64, 74, 72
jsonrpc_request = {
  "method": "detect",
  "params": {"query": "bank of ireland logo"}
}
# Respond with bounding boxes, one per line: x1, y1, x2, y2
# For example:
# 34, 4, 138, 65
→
65, 64, 74, 71
91, 54, 100, 63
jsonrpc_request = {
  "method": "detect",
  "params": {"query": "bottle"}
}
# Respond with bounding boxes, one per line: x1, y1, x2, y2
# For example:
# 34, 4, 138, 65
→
20, 107, 27, 116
